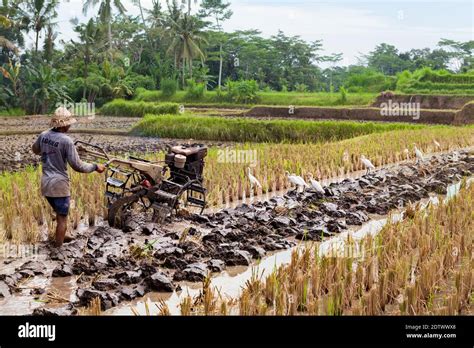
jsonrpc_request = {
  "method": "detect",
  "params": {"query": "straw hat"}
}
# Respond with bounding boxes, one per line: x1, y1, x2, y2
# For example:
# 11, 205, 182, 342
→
50, 106, 77, 128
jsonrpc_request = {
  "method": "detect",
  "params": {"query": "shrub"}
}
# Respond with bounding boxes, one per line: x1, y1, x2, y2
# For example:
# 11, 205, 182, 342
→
339, 87, 347, 103
225, 80, 260, 104
0, 108, 26, 116
346, 67, 396, 93
124, 74, 156, 92
100, 99, 179, 117
185, 79, 206, 100
160, 79, 178, 98
294, 83, 308, 93
135, 90, 161, 102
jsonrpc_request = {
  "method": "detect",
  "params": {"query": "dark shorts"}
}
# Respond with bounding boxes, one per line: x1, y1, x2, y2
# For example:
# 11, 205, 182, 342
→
46, 196, 71, 216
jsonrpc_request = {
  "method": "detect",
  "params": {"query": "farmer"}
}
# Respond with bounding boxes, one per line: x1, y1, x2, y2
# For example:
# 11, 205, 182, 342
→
32, 107, 105, 247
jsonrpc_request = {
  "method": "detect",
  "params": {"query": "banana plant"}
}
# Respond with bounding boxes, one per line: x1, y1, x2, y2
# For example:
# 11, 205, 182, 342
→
25, 64, 70, 114
0, 58, 21, 96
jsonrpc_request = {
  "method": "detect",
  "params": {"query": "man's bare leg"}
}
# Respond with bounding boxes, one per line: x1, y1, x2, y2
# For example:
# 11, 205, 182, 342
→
55, 214, 68, 247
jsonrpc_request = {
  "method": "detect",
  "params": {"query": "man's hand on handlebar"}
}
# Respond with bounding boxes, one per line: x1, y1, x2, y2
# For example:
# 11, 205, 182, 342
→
96, 164, 106, 173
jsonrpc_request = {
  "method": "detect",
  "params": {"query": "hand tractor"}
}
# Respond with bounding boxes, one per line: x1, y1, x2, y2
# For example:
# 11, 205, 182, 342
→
75, 141, 207, 228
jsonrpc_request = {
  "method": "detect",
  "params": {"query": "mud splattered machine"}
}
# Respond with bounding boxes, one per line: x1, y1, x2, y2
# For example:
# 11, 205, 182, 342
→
75, 141, 207, 228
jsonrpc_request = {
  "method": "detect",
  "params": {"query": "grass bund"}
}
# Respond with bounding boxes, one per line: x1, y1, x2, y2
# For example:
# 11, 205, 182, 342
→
132, 114, 424, 143
100, 99, 179, 117
135, 90, 377, 107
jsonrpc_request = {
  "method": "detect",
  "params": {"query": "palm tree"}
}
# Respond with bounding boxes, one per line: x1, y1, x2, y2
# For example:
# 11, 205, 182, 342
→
82, 0, 126, 52
42, 24, 57, 62
166, 13, 207, 86
18, 0, 59, 53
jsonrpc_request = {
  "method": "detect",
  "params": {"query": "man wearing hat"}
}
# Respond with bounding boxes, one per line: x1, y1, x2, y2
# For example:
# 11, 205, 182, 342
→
32, 107, 105, 247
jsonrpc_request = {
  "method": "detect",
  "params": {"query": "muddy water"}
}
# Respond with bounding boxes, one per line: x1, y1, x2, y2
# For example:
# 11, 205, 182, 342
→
105, 178, 473, 316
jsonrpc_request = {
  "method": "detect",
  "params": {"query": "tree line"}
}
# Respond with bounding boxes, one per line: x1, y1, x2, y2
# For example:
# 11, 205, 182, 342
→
0, 0, 473, 113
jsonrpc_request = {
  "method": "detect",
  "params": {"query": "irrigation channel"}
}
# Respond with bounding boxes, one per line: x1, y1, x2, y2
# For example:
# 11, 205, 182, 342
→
0, 149, 472, 315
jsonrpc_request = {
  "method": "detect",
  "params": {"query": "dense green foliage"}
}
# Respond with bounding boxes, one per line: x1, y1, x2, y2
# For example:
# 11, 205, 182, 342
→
100, 99, 179, 117
1, 1, 473, 115
133, 114, 422, 143
0, 107, 25, 116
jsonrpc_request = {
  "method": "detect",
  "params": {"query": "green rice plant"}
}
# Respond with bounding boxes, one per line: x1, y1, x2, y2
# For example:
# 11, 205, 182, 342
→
100, 99, 179, 117
135, 89, 377, 107
133, 114, 423, 143
396, 68, 474, 95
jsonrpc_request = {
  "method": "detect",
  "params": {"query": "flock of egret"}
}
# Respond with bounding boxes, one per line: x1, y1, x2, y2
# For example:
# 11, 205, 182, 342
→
247, 140, 446, 194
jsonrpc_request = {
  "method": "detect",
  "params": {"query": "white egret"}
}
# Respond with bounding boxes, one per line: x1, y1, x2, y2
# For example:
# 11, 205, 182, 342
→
360, 155, 375, 174
307, 173, 325, 194
414, 144, 424, 164
403, 148, 410, 160
286, 171, 309, 191
247, 167, 262, 189
342, 150, 350, 163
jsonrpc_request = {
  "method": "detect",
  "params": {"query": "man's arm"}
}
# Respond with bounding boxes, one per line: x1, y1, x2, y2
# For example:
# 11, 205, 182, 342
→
65, 140, 99, 173
32, 135, 41, 155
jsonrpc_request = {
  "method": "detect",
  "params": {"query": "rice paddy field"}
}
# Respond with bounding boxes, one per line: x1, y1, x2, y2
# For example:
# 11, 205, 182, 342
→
0, 101, 473, 320
2, 0, 474, 345
168, 182, 474, 316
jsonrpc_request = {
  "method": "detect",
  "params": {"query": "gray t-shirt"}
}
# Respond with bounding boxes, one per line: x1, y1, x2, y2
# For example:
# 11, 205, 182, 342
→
32, 129, 97, 197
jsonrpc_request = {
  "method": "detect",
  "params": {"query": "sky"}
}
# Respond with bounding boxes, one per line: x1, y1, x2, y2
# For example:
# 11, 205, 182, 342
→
31, 0, 474, 66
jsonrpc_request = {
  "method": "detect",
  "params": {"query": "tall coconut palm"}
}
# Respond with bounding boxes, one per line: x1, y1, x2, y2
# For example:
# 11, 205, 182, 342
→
18, 0, 59, 53
166, 13, 207, 86
42, 23, 57, 62
82, 0, 126, 52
